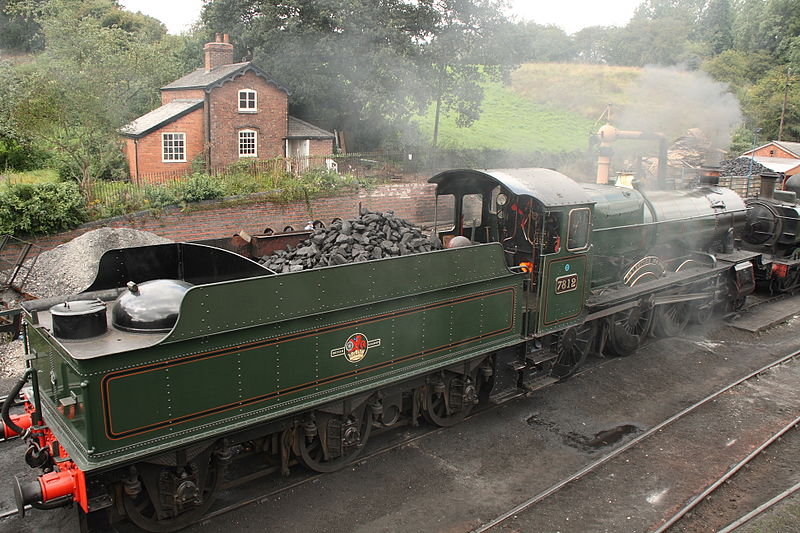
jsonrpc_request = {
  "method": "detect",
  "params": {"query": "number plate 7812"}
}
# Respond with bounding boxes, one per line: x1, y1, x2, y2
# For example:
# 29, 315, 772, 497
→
555, 274, 578, 294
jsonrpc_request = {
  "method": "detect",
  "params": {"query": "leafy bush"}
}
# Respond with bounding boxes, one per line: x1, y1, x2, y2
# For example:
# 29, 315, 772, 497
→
175, 175, 224, 203
0, 138, 49, 171
143, 184, 179, 208
0, 182, 86, 235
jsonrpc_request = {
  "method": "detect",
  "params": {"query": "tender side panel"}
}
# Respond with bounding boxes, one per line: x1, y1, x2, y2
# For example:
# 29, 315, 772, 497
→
166, 244, 514, 342
64, 244, 522, 469
102, 285, 517, 440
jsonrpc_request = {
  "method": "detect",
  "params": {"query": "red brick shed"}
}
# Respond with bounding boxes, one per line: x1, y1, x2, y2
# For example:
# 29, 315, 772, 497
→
741, 141, 800, 176
121, 34, 335, 181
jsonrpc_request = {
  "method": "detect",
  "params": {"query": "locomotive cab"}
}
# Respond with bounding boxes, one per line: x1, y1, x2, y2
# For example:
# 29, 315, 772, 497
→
429, 169, 595, 336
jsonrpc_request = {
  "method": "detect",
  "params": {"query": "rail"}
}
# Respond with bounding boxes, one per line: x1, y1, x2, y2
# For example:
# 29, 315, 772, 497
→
469, 348, 800, 533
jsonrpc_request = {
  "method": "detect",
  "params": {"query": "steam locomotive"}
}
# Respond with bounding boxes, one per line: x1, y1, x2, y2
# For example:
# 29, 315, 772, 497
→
1, 166, 797, 532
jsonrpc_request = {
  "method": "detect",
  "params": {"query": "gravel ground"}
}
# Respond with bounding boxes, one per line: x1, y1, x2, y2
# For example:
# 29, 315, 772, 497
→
22, 227, 170, 298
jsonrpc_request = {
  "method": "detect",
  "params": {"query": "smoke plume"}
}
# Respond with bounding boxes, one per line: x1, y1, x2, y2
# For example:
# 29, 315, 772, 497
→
616, 65, 742, 165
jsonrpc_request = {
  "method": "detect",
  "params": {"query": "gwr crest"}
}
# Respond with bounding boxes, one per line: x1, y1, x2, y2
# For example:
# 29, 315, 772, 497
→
331, 333, 381, 363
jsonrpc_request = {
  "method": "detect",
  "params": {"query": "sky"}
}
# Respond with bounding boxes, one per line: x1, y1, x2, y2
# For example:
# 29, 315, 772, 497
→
119, 0, 643, 36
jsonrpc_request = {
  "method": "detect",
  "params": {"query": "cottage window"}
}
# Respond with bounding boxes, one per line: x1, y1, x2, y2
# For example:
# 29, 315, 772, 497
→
239, 130, 257, 157
238, 89, 257, 112
162, 133, 186, 162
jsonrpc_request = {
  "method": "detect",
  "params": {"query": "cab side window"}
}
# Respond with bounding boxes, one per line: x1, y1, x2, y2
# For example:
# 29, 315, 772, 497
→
567, 208, 591, 251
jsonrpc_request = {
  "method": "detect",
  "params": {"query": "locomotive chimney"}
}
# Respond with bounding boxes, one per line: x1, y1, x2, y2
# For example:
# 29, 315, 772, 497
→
759, 171, 780, 200
204, 33, 235, 72
699, 166, 720, 186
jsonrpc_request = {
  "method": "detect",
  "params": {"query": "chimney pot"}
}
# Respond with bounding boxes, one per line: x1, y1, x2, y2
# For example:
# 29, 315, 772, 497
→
215, 32, 222, 42
223, 33, 229, 43
204, 34, 235, 72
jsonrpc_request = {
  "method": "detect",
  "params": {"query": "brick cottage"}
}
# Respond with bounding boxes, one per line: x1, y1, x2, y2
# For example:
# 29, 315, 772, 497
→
121, 34, 335, 181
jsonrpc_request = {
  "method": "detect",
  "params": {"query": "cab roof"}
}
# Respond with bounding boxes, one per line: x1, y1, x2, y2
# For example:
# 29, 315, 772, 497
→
429, 168, 594, 208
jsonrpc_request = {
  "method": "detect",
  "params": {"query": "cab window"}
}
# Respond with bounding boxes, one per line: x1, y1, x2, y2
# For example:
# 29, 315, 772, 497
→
567, 208, 590, 251
543, 212, 563, 254
462, 194, 483, 227
435, 194, 456, 232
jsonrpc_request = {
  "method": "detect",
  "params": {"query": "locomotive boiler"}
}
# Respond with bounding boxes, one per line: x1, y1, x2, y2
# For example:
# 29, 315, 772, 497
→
1, 167, 766, 532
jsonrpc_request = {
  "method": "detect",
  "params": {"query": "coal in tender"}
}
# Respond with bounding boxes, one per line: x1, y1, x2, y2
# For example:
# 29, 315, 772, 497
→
259, 211, 441, 273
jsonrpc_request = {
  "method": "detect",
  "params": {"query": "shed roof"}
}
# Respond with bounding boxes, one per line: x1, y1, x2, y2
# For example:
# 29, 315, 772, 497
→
162, 62, 291, 94
746, 155, 800, 174
120, 99, 203, 138
429, 168, 593, 208
743, 140, 800, 159
287, 116, 335, 140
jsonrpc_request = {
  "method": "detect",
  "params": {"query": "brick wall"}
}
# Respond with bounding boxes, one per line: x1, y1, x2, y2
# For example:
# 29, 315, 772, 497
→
161, 88, 205, 105
127, 109, 206, 179
753, 144, 796, 159
309, 139, 334, 156
11, 182, 437, 259
209, 70, 288, 168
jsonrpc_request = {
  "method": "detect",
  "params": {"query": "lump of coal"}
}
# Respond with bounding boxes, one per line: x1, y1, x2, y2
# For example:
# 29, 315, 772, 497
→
258, 211, 441, 272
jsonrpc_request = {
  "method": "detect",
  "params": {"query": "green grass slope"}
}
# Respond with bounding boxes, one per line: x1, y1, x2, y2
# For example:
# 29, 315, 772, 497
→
417, 63, 643, 154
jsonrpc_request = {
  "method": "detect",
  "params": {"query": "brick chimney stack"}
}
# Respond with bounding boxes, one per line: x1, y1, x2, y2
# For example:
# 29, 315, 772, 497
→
204, 33, 234, 72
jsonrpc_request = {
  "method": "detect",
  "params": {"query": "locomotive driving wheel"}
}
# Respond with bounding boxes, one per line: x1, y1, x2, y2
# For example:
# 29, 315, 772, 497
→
122, 452, 224, 533
296, 408, 372, 473
606, 300, 653, 357
423, 370, 479, 427
551, 321, 596, 380
653, 301, 691, 337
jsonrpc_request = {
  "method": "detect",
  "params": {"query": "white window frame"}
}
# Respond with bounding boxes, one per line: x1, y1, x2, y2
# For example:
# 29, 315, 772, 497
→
239, 129, 257, 158
238, 89, 257, 112
161, 132, 186, 163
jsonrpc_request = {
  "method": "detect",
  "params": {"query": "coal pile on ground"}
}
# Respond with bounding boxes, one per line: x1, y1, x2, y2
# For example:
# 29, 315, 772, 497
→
24, 228, 171, 298
720, 157, 771, 176
260, 211, 441, 272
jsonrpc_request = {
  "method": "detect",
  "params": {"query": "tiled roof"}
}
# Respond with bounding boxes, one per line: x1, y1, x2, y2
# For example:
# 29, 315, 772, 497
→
774, 141, 800, 158
162, 62, 290, 94
120, 99, 203, 138
287, 116, 335, 139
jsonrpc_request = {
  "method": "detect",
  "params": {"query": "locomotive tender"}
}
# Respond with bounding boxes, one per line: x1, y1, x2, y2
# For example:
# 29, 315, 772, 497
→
0, 167, 787, 532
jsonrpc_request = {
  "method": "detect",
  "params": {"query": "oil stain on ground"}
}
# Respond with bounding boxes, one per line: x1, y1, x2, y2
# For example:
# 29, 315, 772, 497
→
527, 414, 640, 452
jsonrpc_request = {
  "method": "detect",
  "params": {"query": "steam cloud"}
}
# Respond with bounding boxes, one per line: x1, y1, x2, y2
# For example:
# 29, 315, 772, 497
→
616, 65, 742, 165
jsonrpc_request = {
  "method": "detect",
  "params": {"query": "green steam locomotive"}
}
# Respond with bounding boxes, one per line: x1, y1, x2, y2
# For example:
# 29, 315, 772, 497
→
0, 167, 774, 532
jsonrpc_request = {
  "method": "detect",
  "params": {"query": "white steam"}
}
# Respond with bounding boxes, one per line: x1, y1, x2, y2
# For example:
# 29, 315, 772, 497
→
616, 65, 742, 164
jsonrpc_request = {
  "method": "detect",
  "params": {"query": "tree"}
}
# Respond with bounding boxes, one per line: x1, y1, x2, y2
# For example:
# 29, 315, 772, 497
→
7, 0, 197, 191
571, 26, 620, 64
746, 65, 800, 141
0, 0, 43, 52
699, 0, 734, 54
496, 21, 574, 63
201, 0, 512, 150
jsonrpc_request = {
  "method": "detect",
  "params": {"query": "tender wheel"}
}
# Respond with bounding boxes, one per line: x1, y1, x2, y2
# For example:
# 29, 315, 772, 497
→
122, 453, 224, 533
423, 371, 479, 427
297, 409, 372, 473
607, 302, 653, 357
653, 301, 691, 337
551, 321, 596, 380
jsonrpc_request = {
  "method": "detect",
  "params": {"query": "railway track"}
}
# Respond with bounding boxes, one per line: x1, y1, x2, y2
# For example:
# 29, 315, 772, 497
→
654, 417, 800, 533
470, 348, 800, 533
